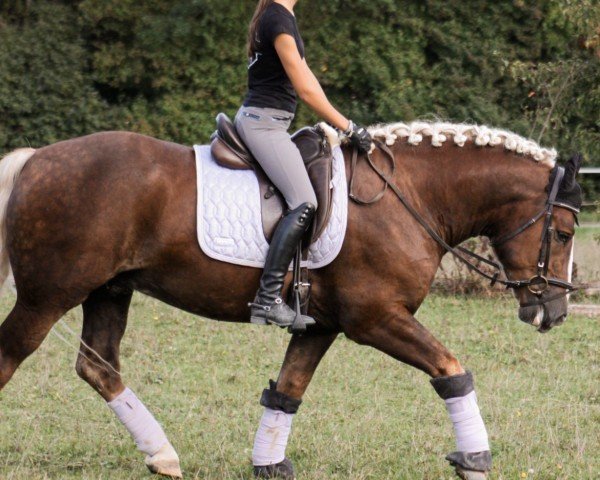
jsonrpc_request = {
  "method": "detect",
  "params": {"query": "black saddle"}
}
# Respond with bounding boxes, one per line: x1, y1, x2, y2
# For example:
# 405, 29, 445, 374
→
210, 113, 334, 243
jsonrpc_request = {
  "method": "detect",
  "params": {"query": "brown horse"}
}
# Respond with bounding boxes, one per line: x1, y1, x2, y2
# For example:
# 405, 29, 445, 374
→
0, 122, 581, 479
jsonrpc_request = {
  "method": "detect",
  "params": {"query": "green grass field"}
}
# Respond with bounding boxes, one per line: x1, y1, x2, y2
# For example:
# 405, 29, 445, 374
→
0, 291, 597, 480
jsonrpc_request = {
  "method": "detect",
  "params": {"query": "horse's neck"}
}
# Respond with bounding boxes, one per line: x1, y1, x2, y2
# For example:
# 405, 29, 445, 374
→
397, 147, 549, 247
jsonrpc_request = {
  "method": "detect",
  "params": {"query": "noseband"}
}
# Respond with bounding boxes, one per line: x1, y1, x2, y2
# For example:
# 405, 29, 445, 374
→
348, 141, 578, 307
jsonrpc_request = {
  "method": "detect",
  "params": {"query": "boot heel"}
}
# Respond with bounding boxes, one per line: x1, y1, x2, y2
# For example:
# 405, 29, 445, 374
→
249, 302, 269, 325
250, 315, 268, 325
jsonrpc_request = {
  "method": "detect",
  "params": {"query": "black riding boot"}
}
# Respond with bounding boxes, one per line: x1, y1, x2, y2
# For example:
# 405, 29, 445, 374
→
249, 202, 317, 328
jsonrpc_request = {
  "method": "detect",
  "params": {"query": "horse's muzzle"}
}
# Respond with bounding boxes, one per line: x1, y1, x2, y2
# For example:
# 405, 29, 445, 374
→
518, 293, 568, 333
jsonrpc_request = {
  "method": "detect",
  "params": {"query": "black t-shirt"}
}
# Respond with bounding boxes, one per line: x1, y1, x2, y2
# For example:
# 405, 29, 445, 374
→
243, 3, 305, 114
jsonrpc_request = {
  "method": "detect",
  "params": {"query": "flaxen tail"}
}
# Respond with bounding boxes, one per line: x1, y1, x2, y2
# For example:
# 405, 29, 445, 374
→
0, 148, 36, 290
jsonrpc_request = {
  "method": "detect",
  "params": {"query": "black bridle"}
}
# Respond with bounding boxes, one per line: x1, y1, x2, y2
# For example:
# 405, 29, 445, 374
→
348, 140, 578, 307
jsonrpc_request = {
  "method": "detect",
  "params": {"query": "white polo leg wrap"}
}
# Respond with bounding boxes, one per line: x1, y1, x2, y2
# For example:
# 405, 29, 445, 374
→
445, 390, 490, 452
108, 388, 169, 456
252, 407, 294, 466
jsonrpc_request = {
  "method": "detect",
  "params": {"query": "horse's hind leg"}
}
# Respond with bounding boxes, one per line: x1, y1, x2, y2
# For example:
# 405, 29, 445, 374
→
347, 307, 491, 480
76, 285, 182, 479
252, 331, 337, 479
0, 302, 66, 390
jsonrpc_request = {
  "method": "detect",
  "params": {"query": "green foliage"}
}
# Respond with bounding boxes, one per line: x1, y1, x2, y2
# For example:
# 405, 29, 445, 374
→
0, 0, 597, 178
507, 0, 600, 162
0, 2, 118, 148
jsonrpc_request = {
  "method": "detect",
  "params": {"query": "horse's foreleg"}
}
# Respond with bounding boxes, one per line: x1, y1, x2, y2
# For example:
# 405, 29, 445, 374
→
348, 308, 491, 480
76, 286, 182, 479
253, 331, 337, 479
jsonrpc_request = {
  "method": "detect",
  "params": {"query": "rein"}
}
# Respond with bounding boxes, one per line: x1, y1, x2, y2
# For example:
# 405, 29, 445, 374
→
348, 141, 577, 306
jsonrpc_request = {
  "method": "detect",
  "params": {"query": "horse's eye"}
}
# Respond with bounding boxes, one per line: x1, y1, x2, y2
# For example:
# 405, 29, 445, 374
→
555, 231, 572, 244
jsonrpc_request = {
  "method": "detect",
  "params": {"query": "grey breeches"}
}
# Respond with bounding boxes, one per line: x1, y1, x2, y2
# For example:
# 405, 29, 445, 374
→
234, 106, 318, 210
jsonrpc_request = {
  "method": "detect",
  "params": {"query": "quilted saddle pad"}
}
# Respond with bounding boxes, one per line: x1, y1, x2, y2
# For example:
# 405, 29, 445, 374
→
193, 144, 348, 269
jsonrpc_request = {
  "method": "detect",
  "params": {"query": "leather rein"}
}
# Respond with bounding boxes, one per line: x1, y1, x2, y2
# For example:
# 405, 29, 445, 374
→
347, 140, 578, 307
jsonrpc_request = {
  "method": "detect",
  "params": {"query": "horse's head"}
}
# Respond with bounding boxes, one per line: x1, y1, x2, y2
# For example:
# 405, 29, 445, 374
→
491, 154, 583, 332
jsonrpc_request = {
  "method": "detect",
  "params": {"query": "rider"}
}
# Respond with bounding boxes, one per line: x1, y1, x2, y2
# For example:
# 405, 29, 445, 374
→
236, 0, 372, 328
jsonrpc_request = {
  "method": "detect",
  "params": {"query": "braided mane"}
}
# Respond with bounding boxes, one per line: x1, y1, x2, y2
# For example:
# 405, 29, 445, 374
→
366, 121, 557, 167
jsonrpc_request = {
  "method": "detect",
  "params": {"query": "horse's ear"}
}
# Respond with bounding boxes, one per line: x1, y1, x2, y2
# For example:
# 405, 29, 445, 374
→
563, 153, 583, 188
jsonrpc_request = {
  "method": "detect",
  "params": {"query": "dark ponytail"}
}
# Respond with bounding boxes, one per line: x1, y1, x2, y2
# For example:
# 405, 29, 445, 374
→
247, 0, 273, 57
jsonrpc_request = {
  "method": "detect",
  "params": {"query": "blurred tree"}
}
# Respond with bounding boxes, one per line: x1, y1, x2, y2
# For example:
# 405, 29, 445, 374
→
0, 0, 32, 24
508, 0, 599, 159
77, 0, 252, 138
0, 0, 597, 183
0, 2, 118, 148
507, 0, 599, 197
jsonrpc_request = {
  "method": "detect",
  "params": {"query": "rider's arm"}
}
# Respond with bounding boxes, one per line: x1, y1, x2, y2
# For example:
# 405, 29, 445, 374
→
274, 34, 350, 131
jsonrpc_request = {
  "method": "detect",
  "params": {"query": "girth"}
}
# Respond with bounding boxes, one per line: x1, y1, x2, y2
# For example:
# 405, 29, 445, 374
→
210, 113, 334, 244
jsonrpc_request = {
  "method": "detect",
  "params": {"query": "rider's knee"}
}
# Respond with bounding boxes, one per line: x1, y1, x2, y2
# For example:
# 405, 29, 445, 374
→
288, 191, 318, 212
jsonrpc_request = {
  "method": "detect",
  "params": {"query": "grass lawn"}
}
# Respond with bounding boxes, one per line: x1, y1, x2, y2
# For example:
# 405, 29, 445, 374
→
0, 292, 597, 480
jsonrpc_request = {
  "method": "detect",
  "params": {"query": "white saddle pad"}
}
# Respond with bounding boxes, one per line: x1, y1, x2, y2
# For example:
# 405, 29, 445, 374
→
194, 144, 348, 269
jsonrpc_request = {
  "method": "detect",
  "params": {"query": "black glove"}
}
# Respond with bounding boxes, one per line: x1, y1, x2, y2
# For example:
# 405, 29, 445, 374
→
344, 120, 372, 153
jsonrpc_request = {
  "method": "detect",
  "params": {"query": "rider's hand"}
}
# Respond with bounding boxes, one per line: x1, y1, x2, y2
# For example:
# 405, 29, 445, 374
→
344, 120, 372, 153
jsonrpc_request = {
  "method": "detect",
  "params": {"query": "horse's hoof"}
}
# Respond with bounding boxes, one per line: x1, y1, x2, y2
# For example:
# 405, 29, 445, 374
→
145, 442, 183, 478
446, 451, 491, 480
253, 457, 295, 479
455, 466, 487, 480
